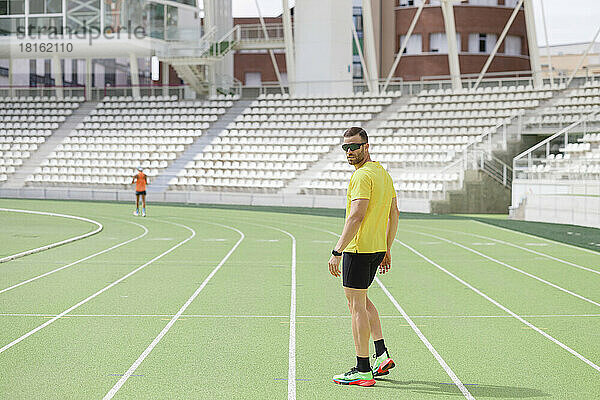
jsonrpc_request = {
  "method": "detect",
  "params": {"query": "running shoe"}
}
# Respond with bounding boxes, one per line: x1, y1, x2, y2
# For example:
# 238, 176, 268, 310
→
133, 209, 139, 216
332, 367, 375, 386
142, 210, 146, 217
372, 351, 395, 377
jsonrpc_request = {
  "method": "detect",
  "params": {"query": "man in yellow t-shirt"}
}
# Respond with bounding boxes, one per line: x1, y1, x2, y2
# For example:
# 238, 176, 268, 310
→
328, 127, 399, 387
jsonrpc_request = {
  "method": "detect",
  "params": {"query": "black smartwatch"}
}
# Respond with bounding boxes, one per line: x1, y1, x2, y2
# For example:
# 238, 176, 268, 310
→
332, 249, 342, 257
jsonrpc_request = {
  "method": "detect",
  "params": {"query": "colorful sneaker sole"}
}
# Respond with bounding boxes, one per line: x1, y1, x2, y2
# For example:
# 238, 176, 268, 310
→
333, 378, 376, 387
374, 358, 395, 376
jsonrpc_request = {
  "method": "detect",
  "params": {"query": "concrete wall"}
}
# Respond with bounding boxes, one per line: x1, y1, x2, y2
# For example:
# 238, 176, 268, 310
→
0, 188, 432, 214
294, 0, 353, 96
511, 179, 600, 228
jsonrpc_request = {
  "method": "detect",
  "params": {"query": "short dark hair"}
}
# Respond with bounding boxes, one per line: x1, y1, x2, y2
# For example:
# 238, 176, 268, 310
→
343, 127, 368, 142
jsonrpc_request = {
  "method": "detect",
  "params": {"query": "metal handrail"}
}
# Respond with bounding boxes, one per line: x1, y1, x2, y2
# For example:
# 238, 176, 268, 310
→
513, 108, 600, 174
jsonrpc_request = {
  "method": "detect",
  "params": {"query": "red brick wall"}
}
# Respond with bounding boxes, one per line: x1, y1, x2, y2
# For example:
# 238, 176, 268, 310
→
393, 5, 530, 80
396, 54, 531, 81
234, 53, 287, 85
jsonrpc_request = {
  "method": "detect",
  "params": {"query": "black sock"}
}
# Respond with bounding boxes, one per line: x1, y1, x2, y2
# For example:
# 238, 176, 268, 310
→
374, 339, 387, 357
356, 356, 371, 373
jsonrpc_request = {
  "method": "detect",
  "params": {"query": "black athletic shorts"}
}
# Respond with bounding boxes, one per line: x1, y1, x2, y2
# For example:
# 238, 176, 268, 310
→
136, 191, 146, 196
342, 252, 386, 289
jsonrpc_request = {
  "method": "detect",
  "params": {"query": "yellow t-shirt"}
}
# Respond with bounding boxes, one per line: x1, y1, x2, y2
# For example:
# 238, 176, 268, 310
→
344, 162, 396, 253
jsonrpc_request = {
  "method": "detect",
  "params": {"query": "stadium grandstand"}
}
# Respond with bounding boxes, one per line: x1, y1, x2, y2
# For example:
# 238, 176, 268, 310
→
0, 0, 598, 224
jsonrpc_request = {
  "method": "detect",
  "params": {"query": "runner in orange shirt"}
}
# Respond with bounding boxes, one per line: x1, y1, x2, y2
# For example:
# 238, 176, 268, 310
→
132, 166, 148, 217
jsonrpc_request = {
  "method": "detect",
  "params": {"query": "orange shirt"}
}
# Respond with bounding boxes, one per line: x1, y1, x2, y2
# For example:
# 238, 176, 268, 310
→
135, 172, 147, 192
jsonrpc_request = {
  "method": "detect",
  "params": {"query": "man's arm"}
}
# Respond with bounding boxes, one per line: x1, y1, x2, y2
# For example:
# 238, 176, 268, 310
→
328, 198, 369, 277
131, 175, 137, 184
379, 197, 399, 273
386, 197, 399, 250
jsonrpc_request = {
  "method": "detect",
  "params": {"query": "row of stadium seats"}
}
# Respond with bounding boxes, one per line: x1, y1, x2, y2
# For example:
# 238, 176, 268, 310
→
0, 95, 84, 182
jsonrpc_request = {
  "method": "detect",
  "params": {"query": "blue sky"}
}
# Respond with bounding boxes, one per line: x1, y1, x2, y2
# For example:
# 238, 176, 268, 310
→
232, 0, 599, 46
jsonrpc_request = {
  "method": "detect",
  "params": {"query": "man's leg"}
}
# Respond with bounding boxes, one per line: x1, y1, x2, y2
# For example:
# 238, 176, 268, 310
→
366, 296, 383, 341
141, 194, 146, 216
344, 287, 370, 359
366, 295, 395, 376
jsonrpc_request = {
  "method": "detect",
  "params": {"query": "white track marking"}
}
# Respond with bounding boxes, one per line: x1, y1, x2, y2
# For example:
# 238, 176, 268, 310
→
472, 220, 600, 256
0, 220, 195, 355
402, 229, 600, 308
258, 225, 297, 400
1, 313, 600, 319
375, 277, 475, 399
394, 237, 600, 374
406, 223, 600, 276
305, 225, 473, 398
102, 222, 245, 400
0, 220, 148, 295
0, 208, 103, 263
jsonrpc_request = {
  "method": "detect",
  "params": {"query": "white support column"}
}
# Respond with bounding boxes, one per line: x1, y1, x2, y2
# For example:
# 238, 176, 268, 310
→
282, 0, 295, 96
86, 58, 92, 101
362, 0, 379, 94
255, 0, 285, 94
524, 0, 542, 88
441, 0, 461, 90
540, 0, 554, 87
352, 20, 373, 93
129, 54, 140, 98
52, 56, 63, 98
162, 61, 169, 97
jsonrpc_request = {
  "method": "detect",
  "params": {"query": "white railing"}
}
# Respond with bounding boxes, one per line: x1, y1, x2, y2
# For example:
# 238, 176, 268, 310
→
238, 23, 285, 42
513, 109, 600, 179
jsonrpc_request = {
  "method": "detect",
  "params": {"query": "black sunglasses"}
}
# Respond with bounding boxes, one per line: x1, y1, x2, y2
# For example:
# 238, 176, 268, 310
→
342, 142, 367, 152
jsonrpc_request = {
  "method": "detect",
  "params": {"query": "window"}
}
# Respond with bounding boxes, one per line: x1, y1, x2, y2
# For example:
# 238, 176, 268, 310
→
398, 0, 424, 7
505, 35, 521, 55
245, 72, 261, 86
2, 0, 25, 14
504, 0, 521, 7
429, 32, 461, 53
468, 0, 497, 5
399, 34, 422, 54
469, 33, 497, 53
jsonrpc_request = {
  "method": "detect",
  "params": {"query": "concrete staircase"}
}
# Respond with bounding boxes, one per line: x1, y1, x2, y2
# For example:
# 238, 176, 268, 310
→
148, 99, 254, 193
2, 101, 98, 189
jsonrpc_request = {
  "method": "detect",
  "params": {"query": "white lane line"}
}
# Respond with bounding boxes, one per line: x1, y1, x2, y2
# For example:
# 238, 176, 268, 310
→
376, 277, 475, 400
0, 220, 196, 355
102, 222, 245, 400
0, 219, 148, 295
472, 220, 600, 256
2, 313, 600, 319
403, 229, 600, 308
257, 225, 297, 400
407, 222, 600, 276
310, 226, 473, 399
0, 208, 103, 263
395, 237, 600, 374
206, 219, 298, 400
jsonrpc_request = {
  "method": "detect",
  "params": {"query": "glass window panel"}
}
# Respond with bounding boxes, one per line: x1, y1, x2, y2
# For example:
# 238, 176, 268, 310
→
9, 0, 24, 14
46, 0, 62, 13
146, 3, 164, 39
28, 16, 63, 34
67, 0, 100, 32
30, 0, 44, 13
0, 16, 23, 35
0, 0, 8, 15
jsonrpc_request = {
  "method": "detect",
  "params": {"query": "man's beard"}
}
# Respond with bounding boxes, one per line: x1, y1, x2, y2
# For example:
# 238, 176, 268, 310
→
347, 152, 364, 165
